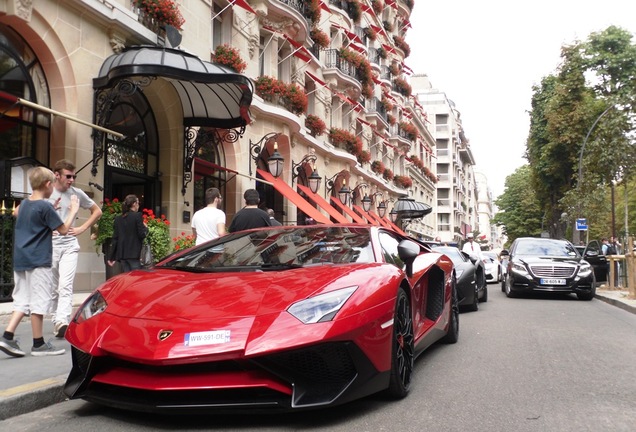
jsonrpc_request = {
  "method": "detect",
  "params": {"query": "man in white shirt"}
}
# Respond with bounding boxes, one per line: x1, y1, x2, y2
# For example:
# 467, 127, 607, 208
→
191, 188, 226, 246
462, 233, 482, 258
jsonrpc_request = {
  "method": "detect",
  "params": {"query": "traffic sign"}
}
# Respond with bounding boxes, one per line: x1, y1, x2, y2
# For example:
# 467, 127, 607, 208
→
576, 218, 588, 231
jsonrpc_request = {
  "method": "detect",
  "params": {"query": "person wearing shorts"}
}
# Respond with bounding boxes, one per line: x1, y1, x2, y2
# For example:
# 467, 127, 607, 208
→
0, 166, 79, 358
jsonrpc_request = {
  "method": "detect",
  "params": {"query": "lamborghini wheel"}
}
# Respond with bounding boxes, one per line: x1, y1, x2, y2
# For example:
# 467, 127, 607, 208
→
386, 288, 414, 399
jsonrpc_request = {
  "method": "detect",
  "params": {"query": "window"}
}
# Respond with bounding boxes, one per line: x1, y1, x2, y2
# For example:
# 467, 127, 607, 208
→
378, 232, 402, 268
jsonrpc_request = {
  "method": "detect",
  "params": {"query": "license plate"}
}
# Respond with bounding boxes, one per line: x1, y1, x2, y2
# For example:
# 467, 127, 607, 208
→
540, 278, 566, 285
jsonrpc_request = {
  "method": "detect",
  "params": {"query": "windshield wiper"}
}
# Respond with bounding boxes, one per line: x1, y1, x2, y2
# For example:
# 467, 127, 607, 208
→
259, 263, 303, 270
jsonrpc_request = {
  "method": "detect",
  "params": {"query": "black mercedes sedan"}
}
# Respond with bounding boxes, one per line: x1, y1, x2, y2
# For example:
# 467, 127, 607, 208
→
500, 237, 596, 300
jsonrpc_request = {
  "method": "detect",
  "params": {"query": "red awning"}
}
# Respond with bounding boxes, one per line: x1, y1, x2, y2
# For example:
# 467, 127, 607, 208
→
366, 210, 393, 228
334, 24, 363, 45
230, 0, 256, 14
382, 44, 396, 54
356, 117, 372, 126
330, 197, 368, 224
386, 219, 407, 235
319, 0, 331, 12
264, 26, 312, 63
370, 24, 388, 40
352, 205, 375, 224
257, 169, 332, 224
306, 71, 329, 88
386, 0, 398, 9
297, 184, 349, 223
347, 42, 366, 54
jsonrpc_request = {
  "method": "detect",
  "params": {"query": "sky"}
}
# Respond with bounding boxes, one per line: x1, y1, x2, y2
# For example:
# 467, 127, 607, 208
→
405, 0, 636, 199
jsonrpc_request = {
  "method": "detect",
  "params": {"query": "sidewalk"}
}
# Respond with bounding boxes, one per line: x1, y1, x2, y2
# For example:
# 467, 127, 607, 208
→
0, 293, 91, 420
0, 289, 635, 420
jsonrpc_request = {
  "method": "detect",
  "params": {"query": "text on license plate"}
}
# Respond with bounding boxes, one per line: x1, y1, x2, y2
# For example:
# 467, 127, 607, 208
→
540, 278, 566, 285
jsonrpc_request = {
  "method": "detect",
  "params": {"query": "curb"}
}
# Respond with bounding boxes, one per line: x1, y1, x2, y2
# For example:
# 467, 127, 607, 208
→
0, 375, 67, 421
594, 293, 636, 315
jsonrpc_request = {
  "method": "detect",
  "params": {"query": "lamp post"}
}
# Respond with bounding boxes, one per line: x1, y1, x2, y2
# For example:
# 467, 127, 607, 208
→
576, 104, 614, 243
292, 154, 322, 194
377, 200, 387, 218
338, 180, 351, 206
249, 132, 284, 178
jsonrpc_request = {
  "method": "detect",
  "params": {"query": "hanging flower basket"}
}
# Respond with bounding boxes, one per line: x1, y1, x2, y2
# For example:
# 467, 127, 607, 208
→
134, 0, 185, 30
305, 114, 327, 137
212, 44, 247, 73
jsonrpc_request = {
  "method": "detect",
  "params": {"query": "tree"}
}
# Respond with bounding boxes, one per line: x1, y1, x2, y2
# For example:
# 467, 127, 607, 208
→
523, 26, 636, 243
493, 165, 543, 245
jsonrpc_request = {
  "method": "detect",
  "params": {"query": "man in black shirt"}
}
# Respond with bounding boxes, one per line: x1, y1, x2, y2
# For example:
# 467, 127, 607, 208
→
228, 189, 271, 232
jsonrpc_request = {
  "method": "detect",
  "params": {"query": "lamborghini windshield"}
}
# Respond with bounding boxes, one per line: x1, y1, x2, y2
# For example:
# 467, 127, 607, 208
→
160, 226, 375, 271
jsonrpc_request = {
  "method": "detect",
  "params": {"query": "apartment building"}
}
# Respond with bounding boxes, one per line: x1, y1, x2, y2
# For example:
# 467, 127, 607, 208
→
412, 74, 478, 244
0, 0, 437, 290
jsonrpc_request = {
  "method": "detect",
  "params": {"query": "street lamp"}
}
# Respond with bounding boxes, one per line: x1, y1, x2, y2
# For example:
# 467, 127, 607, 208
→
389, 208, 398, 223
377, 200, 387, 218
351, 183, 370, 211
575, 104, 615, 243
338, 180, 351, 206
292, 154, 322, 194
249, 132, 284, 178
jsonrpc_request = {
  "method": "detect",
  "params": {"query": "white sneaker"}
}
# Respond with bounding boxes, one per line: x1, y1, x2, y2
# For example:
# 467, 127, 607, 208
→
53, 322, 68, 338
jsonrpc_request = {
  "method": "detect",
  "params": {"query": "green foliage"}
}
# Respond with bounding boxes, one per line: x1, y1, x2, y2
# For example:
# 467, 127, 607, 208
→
141, 208, 172, 263
522, 25, 636, 242
94, 198, 122, 252
493, 165, 543, 244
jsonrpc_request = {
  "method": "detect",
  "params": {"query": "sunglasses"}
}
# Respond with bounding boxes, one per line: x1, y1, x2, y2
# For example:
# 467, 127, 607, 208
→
65, 174, 77, 179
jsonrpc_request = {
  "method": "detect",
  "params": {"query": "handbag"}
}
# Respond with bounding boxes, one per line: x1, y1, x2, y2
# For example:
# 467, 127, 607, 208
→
140, 240, 154, 268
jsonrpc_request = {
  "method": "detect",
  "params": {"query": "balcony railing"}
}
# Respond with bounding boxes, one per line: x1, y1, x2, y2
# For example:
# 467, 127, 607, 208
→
369, 48, 381, 65
366, 97, 388, 123
323, 49, 357, 80
277, 0, 312, 26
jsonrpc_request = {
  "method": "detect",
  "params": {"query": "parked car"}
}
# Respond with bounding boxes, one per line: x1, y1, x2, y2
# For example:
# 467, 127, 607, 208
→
64, 225, 459, 413
429, 244, 487, 311
500, 237, 596, 300
482, 251, 502, 283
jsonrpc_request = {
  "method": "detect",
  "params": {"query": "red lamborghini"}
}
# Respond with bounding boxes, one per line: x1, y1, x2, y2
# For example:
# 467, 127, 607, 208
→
64, 225, 458, 413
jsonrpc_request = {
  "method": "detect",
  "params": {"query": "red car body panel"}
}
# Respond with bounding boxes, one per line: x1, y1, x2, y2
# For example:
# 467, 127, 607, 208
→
64, 225, 457, 412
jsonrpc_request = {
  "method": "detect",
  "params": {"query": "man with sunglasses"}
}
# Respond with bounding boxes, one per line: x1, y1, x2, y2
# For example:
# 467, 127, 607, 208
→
48, 159, 102, 338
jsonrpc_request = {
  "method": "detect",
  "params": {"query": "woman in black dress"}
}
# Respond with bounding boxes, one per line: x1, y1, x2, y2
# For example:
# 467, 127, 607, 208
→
107, 194, 147, 272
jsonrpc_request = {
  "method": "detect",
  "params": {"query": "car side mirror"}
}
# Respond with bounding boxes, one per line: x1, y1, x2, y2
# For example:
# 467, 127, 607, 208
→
585, 250, 599, 258
398, 239, 420, 278
500, 250, 510, 257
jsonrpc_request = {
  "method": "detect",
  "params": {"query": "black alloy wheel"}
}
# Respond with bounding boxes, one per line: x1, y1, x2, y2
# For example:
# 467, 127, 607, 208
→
386, 288, 414, 399
441, 277, 459, 344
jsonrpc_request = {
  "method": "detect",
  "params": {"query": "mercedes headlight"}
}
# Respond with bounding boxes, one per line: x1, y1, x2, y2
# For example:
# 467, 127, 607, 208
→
578, 261, 592, 277
288, 286, 357, 324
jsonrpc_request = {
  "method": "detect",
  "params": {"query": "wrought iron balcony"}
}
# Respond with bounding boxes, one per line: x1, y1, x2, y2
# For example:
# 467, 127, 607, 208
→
323, 49, 357, 80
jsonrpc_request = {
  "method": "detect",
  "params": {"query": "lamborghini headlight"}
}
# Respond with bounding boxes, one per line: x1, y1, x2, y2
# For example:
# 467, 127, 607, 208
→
288, 286, 357, 324
74, 291, 108, 323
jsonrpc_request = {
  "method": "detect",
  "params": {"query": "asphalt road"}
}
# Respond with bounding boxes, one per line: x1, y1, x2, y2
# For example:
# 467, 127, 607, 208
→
3, 285, 636, 431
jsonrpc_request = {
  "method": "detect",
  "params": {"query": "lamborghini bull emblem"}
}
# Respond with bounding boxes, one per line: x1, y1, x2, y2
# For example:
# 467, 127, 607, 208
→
158, 330, 173, 341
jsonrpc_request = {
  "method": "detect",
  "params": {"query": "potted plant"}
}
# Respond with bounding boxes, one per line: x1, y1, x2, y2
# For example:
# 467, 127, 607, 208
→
364, 27, 377, 41
310, 28, 330, 49
394, 175, 413, 189
393, 35, 411, 57
142, 208, 172, 264
394, 77, 412, 97
371, 0, 384, 15
94, 198, 122, 255
283, 83, 309, 115
212, 44, 247, 73
371, 160, 385, 175
133, 0, 185, 30
305, 114, 327, 137
383, 168, 394, 181
173, 231, 195, 252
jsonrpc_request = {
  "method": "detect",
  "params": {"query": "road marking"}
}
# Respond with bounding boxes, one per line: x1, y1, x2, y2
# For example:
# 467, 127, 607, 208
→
0, 377, 64, 398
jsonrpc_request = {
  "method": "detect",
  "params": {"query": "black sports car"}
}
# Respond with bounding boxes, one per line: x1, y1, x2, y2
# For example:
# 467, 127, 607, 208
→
501, 237, 596, 300
430, 245, 487, 311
